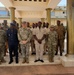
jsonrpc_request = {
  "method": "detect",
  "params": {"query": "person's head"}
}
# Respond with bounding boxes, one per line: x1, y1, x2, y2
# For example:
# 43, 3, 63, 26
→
32, 23, 35, 28
43, 22, 46, 28
12, 20, 17, 24
38, 21, 42, 28
35, 23, 38, 28
45, 22, 49, 28
61, 23, 63, 26
27, 22, 30, 28
57, 20, 61, 26
10, 23, 16, 29
50, 25, 54, 31
22, 21, 27, 28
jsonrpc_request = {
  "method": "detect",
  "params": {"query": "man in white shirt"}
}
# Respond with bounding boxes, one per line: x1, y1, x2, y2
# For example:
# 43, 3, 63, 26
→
33, 22, 46, 62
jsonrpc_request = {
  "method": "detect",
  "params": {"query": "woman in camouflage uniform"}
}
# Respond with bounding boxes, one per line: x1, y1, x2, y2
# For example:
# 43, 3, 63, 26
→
47, 25, 58, 62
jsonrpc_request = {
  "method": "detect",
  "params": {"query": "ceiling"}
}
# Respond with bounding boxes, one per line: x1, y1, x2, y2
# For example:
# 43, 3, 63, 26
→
0, 0, 61, 22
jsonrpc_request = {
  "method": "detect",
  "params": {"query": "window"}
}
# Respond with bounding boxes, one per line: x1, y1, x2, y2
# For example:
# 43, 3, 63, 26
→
63, 11, 65, 14
51, 12, 55, 16
0, 10, 8, 16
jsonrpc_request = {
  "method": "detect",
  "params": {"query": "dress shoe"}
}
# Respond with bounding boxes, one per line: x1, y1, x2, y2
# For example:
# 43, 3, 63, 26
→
40, 60, 44, 63
9, 61, 13, 64
34, 60, 39, 62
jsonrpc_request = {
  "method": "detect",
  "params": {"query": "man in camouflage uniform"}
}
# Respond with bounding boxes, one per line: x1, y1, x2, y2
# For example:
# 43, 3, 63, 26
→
2, 20, 9, 56
0, 23, 7, 64
47, 25, 58, 62
55, 20, 65, 56
18, 21, 32, 63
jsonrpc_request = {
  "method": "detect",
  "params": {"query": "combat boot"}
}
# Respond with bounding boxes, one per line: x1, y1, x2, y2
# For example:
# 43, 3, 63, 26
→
1, 58, 6, 63
26, 58, 29, 63
49, 57, 54, 62
22, 57, 26, 63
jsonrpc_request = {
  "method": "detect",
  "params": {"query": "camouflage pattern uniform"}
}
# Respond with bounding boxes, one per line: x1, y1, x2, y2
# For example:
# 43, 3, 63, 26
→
18, 28, 32, 63
47, 31, 58, 62
0, 26, 7, 64
2, 24, 9, 56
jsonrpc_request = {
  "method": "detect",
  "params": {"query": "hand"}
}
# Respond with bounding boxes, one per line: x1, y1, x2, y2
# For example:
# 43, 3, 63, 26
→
20, 41, 27, 44
38, 39, 42, 44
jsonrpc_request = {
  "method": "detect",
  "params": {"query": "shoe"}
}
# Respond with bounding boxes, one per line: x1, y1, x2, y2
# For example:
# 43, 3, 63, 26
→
40, 60, 44, 63
34, 60, 38, 62
16, 62, 19, 64
26, 58, 29, 63
9, 61, 13, 64
55, 53, 57, 55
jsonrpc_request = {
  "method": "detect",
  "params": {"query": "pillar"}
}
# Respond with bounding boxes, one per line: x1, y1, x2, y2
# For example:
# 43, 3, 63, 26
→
46, 8, 52, 25
61, 0, 74, 67
67, 0, 74, 55
18, 18, 22, 27
41, 18, 45, 23
9, 7, 16, 22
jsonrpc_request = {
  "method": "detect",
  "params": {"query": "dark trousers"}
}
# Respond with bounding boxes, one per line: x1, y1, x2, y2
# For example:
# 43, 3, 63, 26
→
55, 39, 64, 56
9, 45, 18, 63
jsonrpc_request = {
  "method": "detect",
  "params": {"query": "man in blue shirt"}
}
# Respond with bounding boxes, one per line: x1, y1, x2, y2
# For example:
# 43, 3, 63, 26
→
7, 23, 19, 64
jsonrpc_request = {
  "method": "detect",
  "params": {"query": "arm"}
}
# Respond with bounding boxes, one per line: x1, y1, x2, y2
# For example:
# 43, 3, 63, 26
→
18, 29, 22, 42
26, 29, 33, 42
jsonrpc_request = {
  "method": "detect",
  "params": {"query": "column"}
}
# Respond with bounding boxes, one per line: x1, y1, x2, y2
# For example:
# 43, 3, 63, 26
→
67, 0, 74, 55
18, 18, 22, 27
46, 8, 52, 25
61, 0, 74, 67
41, 18, 45, 23
9, 7, 16, 22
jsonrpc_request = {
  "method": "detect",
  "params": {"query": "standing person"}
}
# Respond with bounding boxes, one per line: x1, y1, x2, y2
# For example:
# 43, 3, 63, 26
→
55, 20, 65, 56
44, 22, 50, 55
60, 23, 66, 52
30, 23, 36, 55
18, 21, 32, 63
47, 25, 58, 62
2, 21, 9, 56
7, 23, 19, 64
33, 22, 46, 62
0, 23, 7, 64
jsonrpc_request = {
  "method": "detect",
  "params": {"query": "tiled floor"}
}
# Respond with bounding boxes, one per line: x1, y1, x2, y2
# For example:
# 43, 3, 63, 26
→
0, 65, 74, 75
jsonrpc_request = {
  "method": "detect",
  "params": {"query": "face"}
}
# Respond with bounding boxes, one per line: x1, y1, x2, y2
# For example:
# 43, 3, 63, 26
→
22, 23, 27, 28
50, 27, 54, 31
57, 21, 60, 25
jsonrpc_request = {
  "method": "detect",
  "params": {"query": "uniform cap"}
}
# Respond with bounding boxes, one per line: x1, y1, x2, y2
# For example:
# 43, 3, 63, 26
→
10, 23, 16, 26
50, 25, 54, 28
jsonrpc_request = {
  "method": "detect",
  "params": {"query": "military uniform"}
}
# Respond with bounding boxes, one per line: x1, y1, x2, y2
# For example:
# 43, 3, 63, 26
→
33, 27, 46, 61
7, 23, 19, 64
55, 25, 65, 56
47, 30, 58, 62
0, 27, 7, 64
44, 27, 50, 54
2, 24, 9, 56
30, 27, 36, 54
18, 28, 32, 63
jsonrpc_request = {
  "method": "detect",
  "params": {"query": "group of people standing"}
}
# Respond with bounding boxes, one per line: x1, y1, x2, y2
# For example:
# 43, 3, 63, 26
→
0, 20, 66, 64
